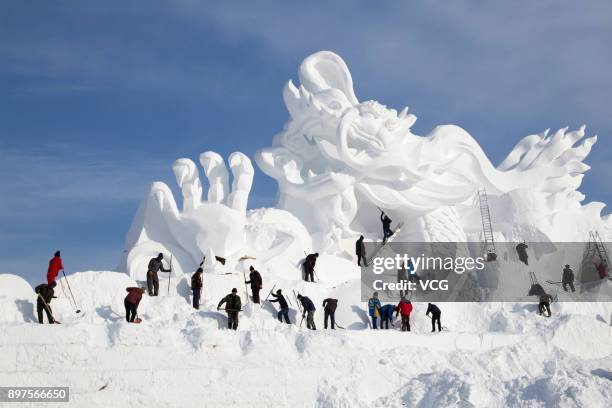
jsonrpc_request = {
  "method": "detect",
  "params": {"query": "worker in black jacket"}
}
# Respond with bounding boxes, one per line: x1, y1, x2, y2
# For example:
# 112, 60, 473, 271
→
147, 253, 171, 296
426, 303, 442, 332
297, 294, 316, 330
34, 281, 58, 324
322, 298, 338, 329
191, 268, 204, 309
244, 266, 263, 303
303, 253, 319, 282
355, 236, 367, 267
269, 289, 290, 324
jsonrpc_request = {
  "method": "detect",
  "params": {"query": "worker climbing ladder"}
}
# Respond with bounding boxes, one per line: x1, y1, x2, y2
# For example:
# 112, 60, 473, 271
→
477, 188, 497, 261
367, 222, 405, 264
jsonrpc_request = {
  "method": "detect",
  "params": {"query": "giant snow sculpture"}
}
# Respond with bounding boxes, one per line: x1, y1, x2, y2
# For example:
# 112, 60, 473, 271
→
123, 51, 610, 278
256, 51, 607, 244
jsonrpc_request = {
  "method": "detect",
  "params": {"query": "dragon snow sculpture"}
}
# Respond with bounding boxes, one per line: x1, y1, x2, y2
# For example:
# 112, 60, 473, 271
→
256, 51, 605, 244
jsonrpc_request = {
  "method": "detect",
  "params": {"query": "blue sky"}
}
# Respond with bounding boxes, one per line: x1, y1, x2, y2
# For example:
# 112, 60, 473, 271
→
1, 1, 611, 284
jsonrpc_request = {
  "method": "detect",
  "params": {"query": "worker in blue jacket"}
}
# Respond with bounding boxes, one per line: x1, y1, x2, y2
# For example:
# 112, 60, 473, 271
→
368, 292, 382, 329
379, 304, 396, 329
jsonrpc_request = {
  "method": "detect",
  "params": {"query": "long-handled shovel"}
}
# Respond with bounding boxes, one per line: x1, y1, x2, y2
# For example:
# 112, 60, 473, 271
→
167, 254, 173, 295
61, 270, 81, 313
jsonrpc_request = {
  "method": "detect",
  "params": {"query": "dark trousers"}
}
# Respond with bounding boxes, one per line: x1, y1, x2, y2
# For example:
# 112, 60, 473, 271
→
124, 299, 137, 322
304, 266, 314, 282
37, 301, 54, 324
371, 316, 379, 329
227, 311, 239, 330
357, 253, 368, 267
431, 314, 442, 332
306, 310, 316, 330
539, 302, 551, 317
193, 288, 201, 309
562, 282, 575, 292
401, 315, 411, 332
383, 228, 393, 243
147, 271, 159, 296
324, 309, 335, 329
381, 316, 391, 329
251, 287, 260, 303
278, 308, 290, 324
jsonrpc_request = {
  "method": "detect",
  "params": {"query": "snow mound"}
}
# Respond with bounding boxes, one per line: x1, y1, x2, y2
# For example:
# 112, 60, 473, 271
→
0, 274, 36, 323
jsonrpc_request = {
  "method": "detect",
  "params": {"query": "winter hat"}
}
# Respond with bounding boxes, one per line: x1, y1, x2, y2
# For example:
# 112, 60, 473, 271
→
565, 264, 570, 268
373, 291, 378, 298
50, 281, 57, 288
157, 253, 164, 259
276, 289, 282, 294
231, 288, 237, 293
54, 250, 60, 257
249, 266, 255, 271
297, 294, 303, 299
196, 268, 203, 273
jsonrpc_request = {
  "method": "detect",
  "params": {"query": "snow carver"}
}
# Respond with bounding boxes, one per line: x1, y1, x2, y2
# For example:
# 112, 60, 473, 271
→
124, 287, 145, 323
191, 267, 204, 309
538, 292, 553, 317
47, 250, 64, 285
218, 288, 242, 330
379, 304, 395, 329
297, 294, 316, 330
355, 235, 367, 267
146, 253, 171, 296
302, 253, 319, 282
35, 281, 58, 324
322, 297, 338, 329
516, 242, 529, 266
426, 303, 442, 332
562, 264, 575, 292
368, 292, 382, 329
269, 289, 290, 324
396, 297, 413, 332
380, 211, 393, 244
397, 260, 412, 298
244, 265, 263, 303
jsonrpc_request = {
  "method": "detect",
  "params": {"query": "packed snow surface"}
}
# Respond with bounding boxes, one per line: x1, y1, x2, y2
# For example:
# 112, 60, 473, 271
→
1, 271, 611, 407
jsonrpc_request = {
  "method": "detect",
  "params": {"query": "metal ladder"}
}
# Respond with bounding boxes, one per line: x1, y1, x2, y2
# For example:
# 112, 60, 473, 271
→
478, 188, 497, 260
588, 231, 610, 265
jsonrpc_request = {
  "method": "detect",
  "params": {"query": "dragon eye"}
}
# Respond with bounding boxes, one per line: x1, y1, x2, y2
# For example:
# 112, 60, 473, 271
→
385, 119, 397, 129
328, 101, 342, 110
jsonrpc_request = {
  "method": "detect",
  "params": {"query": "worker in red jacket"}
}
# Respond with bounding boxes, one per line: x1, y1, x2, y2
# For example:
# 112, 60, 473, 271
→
395, 297, 413, 332
47, 251, 64, 285
124, 287, 145, 323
